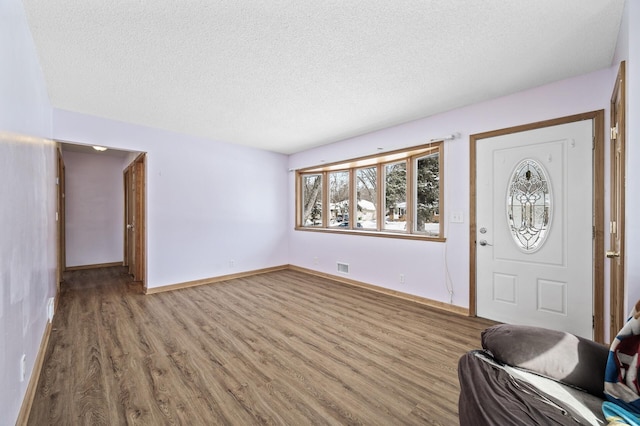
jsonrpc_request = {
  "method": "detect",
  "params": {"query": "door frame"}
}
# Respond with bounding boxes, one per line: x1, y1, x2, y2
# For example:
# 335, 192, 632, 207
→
469, 110, 605, 343
123, 153, 147, 290
123, 166, 133, 272
56, 145, 66, 290
609, 62, 626, 340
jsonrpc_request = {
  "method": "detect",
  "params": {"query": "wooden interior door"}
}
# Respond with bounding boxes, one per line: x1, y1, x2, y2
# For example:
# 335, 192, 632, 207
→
123, 153, 146, 288
609, 61, 626, 341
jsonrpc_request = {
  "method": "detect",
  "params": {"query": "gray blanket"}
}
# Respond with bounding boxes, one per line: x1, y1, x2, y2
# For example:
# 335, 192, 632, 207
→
458, 351, 605, 425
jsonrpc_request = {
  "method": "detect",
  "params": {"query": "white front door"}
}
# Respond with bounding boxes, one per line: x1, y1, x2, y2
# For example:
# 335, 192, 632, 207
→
476, 120, 594, 339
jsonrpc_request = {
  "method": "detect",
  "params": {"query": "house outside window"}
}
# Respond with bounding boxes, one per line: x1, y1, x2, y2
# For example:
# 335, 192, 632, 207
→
329, 170, 350, 228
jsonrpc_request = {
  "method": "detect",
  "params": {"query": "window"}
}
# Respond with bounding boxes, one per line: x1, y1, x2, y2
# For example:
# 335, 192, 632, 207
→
384, 161, 407, 231
356, 167, 377, 230
507, 158, 551, 251
302, 174, 322, 227
329, 171, 350, 228
415, 152, 440, 236
296, 142, 444, 240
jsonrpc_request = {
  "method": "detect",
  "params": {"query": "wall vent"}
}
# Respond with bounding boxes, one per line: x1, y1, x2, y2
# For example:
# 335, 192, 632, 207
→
337, 262, 349, 274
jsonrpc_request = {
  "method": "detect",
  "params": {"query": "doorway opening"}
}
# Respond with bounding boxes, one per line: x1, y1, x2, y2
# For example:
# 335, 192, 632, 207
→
57, 143, 146, 289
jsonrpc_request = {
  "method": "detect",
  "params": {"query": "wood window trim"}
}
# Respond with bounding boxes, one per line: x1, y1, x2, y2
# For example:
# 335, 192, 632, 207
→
295, 142, 445, 241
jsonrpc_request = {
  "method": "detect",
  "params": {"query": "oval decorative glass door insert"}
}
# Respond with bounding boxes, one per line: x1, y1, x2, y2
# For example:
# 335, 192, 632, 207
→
507, 159, 552, 252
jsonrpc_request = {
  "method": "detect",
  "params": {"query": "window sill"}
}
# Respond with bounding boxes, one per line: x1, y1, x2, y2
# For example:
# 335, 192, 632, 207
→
294, 226, 446, 242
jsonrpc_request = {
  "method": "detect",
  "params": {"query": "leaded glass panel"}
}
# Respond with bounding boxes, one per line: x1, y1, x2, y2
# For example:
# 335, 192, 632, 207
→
507, 159, 552, 251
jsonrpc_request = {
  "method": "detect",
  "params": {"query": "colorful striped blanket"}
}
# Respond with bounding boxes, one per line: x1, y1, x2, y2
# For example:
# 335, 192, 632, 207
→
603, 301, 640, 425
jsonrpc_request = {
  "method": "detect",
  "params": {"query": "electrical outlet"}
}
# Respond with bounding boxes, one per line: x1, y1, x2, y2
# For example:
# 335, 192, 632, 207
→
313, 257, 319, 265
47, 297, 55, 323
20, 354, 26, 382
399, 274, 405, 284
229, 260, 234, 268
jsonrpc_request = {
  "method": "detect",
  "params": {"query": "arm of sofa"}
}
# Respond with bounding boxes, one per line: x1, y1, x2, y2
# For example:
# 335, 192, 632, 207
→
481, 324, 609, 397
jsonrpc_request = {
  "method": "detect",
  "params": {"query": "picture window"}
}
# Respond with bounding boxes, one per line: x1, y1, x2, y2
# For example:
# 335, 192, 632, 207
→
296, 142, 444, 240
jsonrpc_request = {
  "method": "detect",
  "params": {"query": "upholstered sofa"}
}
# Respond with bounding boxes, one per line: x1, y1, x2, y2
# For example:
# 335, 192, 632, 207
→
458, 324, 609, 425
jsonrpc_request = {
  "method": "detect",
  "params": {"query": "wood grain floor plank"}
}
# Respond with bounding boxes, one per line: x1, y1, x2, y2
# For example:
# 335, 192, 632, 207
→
28, 267, 496, 425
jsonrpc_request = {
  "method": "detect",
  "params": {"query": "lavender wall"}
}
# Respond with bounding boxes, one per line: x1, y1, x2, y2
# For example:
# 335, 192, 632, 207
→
53, 111, 290, 289
288, 67, 617, 315
0, 0, 56, 424
63, 150, 127, 267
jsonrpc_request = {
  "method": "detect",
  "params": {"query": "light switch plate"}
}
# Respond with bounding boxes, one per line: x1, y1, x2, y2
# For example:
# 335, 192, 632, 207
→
451, 211, 464, 223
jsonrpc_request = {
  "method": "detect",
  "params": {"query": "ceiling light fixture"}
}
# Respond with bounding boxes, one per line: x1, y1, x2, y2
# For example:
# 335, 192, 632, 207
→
92, 146, 107, 152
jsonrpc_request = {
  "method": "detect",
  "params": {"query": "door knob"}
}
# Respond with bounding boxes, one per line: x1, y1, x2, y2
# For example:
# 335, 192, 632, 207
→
479, 240, 492, 247
606, 251, 620, 258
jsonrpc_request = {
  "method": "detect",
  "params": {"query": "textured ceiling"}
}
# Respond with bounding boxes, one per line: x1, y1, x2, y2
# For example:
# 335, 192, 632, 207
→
22, 1, 624, 154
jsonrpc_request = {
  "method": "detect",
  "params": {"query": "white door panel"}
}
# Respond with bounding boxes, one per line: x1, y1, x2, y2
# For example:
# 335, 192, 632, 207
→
476, 120, 593, 339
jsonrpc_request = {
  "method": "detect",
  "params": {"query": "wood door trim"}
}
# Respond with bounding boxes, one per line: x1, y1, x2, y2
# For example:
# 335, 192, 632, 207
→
469, 110, 606, 343
610, 61, 626, 341
134, 154, 147, 289
123, 167, 131, 268
594, 110, 606, 343
56, 144, 66, 285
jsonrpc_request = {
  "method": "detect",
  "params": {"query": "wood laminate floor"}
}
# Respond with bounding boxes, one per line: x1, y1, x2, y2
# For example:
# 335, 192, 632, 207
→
28, 267, 495, 425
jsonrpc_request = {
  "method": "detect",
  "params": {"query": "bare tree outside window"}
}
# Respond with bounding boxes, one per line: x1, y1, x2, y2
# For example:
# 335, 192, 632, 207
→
356, 167, 377, 229
302, 174, 322, 226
